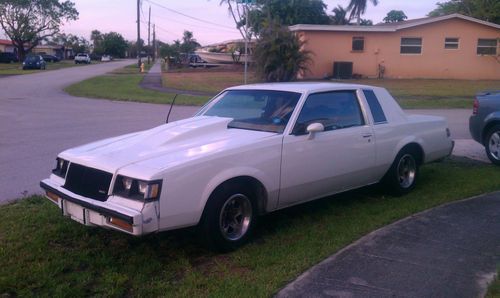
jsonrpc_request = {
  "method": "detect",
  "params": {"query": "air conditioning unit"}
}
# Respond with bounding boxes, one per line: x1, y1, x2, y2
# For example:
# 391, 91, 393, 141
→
333, 62, 353, 79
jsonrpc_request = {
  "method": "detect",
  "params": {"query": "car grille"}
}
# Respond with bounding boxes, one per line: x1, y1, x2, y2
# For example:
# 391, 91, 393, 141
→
63, 163, 113, 201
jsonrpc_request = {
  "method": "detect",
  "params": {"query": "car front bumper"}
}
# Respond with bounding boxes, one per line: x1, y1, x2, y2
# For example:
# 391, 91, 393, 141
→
40, 179, 151, 235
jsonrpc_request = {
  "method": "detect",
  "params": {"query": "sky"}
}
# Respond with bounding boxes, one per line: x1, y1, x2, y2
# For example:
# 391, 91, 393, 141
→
2, 0, 441, 45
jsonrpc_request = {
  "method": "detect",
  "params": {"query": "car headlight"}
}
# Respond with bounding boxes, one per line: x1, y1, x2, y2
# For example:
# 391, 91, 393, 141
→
52, 157, 69, 178
113, 175, 162, 201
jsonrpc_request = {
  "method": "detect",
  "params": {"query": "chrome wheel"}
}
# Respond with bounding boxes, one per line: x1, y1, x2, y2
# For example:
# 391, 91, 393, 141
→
219, 194, 252, 241
488, 131, 500, 161
397, 154, 416, 188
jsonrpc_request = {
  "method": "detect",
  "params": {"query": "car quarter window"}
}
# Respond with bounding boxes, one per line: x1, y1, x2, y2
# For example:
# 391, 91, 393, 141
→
293, 90, 365, 135
363, 89, 387, 124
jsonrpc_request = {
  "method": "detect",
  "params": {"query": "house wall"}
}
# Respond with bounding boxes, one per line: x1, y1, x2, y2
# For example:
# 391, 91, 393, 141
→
298, 18, 500, 80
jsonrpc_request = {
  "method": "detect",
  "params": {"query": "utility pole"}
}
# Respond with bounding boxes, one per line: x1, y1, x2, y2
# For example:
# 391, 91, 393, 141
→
148, 5, 151, 64
137, 0, 141, 67
153, 24, 156, 62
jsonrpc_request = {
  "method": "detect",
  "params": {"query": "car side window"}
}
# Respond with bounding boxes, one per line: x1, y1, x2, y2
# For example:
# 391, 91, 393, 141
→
363, 89, 387, 124
293, 90, 365, 135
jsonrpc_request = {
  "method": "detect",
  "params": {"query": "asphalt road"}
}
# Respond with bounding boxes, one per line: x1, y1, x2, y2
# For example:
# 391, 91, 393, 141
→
0, 63, 476, 204
0, 60, 199, 204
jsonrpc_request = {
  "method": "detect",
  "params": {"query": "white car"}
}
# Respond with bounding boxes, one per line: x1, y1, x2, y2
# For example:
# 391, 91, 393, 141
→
74, 53, 91, 64
101, 55, 112, 62
40, 83, 454, 251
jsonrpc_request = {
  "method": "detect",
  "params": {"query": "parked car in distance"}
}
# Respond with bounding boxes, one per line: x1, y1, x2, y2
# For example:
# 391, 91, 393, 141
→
0, 52, 19, 63
40, 83, 454, 251
41, 54, 60, 62
22, 55, 46, 70
469, 90, 500, 165
74, 53, 91, 64
101, 55, 112, 62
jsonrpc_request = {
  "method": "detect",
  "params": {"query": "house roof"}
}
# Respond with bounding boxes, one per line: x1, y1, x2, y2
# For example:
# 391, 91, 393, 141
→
289, 13, 500, 32
0, 39, 13, 46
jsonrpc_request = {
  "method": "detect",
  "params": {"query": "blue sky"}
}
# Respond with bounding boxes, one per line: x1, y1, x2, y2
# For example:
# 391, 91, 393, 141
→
2, 0, 441, 45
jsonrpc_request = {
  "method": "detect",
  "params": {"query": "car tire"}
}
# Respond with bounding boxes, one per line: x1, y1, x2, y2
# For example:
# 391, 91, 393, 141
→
383, 148, 419, 196
199, 183, 257, 252
485, 124, 500, 166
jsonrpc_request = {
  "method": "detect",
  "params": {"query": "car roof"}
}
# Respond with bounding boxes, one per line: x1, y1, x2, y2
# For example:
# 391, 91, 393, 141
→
226, 82, 379, 93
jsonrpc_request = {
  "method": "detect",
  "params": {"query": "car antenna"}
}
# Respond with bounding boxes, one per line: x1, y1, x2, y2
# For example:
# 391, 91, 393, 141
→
166, 94, 178, 123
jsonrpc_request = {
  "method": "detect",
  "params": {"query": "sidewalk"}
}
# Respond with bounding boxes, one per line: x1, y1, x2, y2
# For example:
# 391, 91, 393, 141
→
139, 62, 216, 97
277, 192, 500, 297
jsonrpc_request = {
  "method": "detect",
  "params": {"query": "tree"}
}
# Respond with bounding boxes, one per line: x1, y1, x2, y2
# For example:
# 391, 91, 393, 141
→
330, 5, 351, 25
220, 0, 330, 38
101, 32, 127, 58
90, 30, 103, 53
428, 0, 500, 24
180, 30, 200, 56
0, 0, 78, 59
48, 33, 89, 53
253, 22, 312, 82
360, 18, 373, 25
346, 0, 379, 25
383, 10, 408, 23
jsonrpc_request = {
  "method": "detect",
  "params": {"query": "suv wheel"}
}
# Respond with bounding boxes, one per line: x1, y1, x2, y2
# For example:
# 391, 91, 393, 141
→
485, 125, 500, 165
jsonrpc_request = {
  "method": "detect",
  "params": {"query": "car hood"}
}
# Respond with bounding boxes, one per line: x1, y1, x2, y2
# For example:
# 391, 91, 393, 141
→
59, 116, 277, 177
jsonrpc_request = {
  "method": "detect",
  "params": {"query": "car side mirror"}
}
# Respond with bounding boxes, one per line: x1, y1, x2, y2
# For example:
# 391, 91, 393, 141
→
306, 123, 324, 140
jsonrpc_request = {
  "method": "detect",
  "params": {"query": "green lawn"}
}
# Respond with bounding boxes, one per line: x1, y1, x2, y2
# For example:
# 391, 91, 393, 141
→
163, 70, 499, 109
0, 60, 101, 75
488, 273, 500, 298
65, 64, 210, 106
334, 78, 500, 109
1, 158, 499, 297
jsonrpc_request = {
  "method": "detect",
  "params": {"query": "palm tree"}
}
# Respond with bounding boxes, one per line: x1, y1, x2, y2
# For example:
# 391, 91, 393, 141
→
331, 5, 351, 25
253, 22, 312, 82
347, 0, 379, 25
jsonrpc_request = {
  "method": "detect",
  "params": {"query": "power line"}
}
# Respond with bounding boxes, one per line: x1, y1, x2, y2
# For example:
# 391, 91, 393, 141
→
151, 12, 238, 34
144, 0, 235, 30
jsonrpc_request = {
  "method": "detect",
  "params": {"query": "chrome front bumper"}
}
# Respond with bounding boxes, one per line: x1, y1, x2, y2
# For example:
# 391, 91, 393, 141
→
40, 179, 146, 235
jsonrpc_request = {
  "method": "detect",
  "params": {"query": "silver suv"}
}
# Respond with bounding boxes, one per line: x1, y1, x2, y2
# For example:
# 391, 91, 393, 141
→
74, 53, 91, 64
469, 91, 500, 165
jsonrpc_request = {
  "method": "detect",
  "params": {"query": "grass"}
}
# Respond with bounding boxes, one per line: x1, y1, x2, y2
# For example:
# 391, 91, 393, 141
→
163, 70, 499, 109
0, 60, 101, 75
65, 64, 210, 106
163, 70, 258, 94
335, 78, 500, 109
1, 158, 499, 297
488, 272, 500, 298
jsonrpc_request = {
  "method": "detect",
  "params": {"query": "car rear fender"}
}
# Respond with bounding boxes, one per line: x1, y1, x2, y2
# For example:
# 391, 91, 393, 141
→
392, 136, 425, 164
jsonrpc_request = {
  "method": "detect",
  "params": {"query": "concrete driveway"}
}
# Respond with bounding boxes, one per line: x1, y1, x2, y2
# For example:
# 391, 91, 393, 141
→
0, 64, 486, 203
0, 60, 199, 204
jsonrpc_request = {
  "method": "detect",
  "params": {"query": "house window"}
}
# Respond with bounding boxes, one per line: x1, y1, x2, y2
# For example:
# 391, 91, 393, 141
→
477, 39, 497, 55
352, 37, 364, 52
444, 38, 459, 49
400, 37, 422, 54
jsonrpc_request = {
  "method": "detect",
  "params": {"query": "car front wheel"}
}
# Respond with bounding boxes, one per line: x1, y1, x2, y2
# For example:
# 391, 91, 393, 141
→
384, 148, 419, 196
200, 184, 256, 252
485, 125, 500, 165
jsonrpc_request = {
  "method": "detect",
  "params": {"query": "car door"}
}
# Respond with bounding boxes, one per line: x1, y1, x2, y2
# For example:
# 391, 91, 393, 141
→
278, 90, 376, 207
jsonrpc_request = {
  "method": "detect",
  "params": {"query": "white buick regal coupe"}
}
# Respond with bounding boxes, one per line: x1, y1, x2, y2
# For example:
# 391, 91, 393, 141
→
41, 82, 454, 251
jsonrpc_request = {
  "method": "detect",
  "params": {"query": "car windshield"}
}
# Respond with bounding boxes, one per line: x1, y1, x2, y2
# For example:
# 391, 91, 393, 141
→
200, 90, 302, 133
25, 56, 38, 62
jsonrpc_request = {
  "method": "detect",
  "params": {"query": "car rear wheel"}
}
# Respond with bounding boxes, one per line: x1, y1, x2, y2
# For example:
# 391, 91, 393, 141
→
485, 125, 500, 166
384, 148, 419, 196
199, 183, 256, 252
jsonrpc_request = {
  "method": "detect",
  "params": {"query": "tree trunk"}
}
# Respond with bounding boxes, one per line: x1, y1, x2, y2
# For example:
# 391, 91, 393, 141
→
16, 43, 27, 61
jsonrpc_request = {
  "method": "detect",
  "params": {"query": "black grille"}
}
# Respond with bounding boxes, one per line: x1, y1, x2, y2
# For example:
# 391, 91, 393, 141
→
63, 163, 112, 201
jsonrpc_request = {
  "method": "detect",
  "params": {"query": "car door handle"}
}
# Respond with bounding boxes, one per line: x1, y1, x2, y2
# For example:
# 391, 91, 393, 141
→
362, 134, 372, 138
